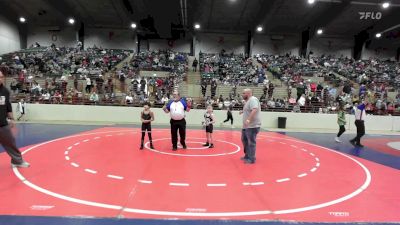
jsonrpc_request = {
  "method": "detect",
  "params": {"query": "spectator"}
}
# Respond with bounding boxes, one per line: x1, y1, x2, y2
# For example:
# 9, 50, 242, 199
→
296, 83, 305, 101
40, 91, 51, 103
298, 94, 306, 107
268, 83, 274, 99
210, 78, 217, 98
85, 76, 92, 93
218, 95, 224, 103
31, 81, 42, 96
192, 58, 198, 72
53, 90, 62, 104
132, 78, 139, 95
140, 77, 146, 93
89, 91, 99, 104
201, 79, 207, 97
125, 94, 133, 104
161, 95, 169, 104
17, 99, 27, 121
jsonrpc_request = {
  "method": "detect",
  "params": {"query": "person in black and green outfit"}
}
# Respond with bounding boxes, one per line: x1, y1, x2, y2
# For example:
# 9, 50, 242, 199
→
335, 104, 346, 143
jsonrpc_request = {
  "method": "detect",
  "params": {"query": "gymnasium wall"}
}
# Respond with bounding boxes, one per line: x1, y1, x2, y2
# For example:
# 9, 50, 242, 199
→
0, 15, 21, 54
27, 26, 77, 48
361, 45, 397, 60
149, 39, 191, 53
252, 35, 300, 56
309, 37, 353, 58
84, 28, 137, 50
12, 104, 400, 132
195, 33, 246, 57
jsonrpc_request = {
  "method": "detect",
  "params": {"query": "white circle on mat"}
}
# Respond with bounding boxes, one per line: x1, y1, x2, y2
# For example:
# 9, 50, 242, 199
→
12, 130, 371, 217
144, 137, 240, 156
387, 142, 400, 151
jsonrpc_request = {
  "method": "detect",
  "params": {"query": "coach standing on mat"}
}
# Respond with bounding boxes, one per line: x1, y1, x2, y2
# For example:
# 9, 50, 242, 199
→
163, 91, 191, 151
0, 68, 30, 168
240, 89, 261, 164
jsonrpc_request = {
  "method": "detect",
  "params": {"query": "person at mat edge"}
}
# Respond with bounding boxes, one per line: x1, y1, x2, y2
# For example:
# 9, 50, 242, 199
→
222, 103, 234, 128
335, 104, 346, 143
350, 99, 366, 148
17, 98, 27, 121
240, 89, 261, 164
163, 91, 191, 151
202, 105, 215, 148
0, 68, 30, 168
140, 103, 155, 150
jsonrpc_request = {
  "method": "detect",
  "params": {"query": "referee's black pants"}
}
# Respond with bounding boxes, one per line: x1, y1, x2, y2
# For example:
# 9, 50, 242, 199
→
351, 120, 365, 145
170, 119, 186, 148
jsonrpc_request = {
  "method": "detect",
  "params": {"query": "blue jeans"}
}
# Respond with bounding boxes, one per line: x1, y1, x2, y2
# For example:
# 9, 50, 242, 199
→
241, 127, 260, 162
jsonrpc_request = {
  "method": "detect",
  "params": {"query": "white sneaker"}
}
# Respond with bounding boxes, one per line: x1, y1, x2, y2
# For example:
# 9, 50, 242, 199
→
335, 137, 342, 143
12, 161, 30, 168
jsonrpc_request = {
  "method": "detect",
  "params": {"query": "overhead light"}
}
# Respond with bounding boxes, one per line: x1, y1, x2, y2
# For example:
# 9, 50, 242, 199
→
19, 17, 26, 23
68, 18, 75, 25
317, 29, 323, 35
131, 23, 137, 29
256, 26, 263, 32
308, 0, 315, 4
375, 33, 382, 38
382, 2, 390, 8
194, 23, 200, 29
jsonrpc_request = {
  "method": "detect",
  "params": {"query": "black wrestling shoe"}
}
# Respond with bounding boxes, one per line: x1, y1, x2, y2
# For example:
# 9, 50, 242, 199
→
182, 144, 187, 149
244, 159, 255, 164
209, 144, 214, 148
349, 140, 356, 146
140, 144, 144, 150
150, 143, 154, 149
203, 142, 209, 147
172, 146, 177, 151
356, 144, 364, 148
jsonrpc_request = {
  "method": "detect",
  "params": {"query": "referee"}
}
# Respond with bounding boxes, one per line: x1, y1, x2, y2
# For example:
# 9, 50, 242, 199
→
350, 99, 366, 148
163, 91, 191, 151
0, 68, 30, 168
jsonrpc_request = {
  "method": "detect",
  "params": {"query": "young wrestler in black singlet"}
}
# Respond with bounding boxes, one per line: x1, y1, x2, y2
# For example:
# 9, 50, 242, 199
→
140, 103, 154, 150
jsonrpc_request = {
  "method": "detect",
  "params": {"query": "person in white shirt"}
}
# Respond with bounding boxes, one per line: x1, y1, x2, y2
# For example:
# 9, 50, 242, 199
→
125, 94, 133, 104
350, 100, 367, 147
41, 92, 51, 102
89, 91, 99, 103
17, 99, 27, 121
161, 95, 169, 104
298, 94, 306, 106
163, 91, 191, 151
85, 76, 92, 93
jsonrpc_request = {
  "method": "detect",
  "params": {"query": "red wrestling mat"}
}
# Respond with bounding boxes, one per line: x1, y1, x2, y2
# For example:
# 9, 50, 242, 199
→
0, 127, 399, 222
362, 137, 400, 156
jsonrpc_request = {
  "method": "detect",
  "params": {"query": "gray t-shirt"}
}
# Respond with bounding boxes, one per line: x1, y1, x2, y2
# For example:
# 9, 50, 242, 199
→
243, 96, 261, 129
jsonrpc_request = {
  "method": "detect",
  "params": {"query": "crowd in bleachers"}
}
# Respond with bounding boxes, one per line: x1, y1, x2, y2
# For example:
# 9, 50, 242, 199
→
1, 46, 191, 107
117, 50, 189, 105
131, 50, 188, 73
1, 44, 399, 115
199, 51, 268, 86
1, 44, 130, 104
256, 54, 400, 115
